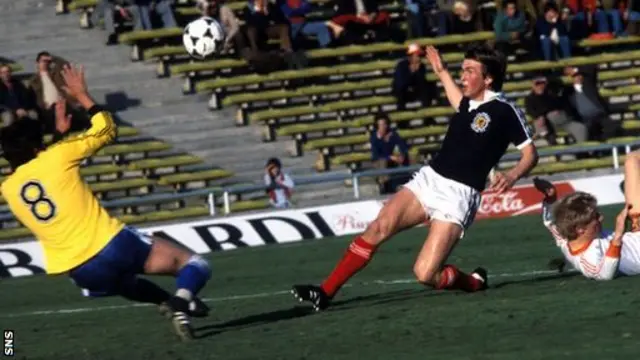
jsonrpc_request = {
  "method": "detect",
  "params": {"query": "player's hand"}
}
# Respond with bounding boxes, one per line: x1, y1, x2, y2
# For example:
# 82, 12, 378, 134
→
61, 64, 88, 100
54, 99, 72, 135
425, 46, 446, 74
490, 171, 516, 193
613, 205, 630, 242
533, 177, 557, 203
547, 257, 567, 273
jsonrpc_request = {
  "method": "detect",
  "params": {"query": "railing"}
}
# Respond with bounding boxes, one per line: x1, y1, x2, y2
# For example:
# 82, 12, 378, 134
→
0, 141, 638, 223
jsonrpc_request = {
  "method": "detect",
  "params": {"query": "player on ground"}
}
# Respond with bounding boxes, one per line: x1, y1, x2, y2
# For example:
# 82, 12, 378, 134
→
291, 44, 539, 311
534, 150, 640, 280
0, 64, 211, 340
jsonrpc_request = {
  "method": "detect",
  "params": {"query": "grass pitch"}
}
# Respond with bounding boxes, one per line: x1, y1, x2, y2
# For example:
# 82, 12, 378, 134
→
1, 205, 639, 360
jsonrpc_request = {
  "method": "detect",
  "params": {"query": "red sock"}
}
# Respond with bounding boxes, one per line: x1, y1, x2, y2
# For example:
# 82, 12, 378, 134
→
435, 265, 484, 292
321, 236, 376, 297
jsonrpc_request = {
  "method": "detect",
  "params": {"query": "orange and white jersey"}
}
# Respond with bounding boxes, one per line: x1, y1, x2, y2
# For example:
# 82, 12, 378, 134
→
542, 201, 640, 280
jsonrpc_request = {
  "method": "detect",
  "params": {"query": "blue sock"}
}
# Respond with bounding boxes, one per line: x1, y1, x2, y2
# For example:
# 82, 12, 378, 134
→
176, 255, 211, 298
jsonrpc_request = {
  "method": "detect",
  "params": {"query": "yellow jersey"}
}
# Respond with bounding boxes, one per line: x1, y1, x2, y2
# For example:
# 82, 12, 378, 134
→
1, 108, 124, 274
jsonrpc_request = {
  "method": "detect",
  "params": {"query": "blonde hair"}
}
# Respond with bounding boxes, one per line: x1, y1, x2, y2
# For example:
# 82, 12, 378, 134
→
552, 192, 599, 240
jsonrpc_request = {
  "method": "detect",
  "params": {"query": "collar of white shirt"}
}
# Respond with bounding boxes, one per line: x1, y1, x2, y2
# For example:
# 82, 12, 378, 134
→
573, 84, 583, 93
468, 90, 500, 111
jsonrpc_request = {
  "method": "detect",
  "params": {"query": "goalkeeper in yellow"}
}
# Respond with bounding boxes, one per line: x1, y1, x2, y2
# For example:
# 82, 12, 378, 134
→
0, 64, 210, 341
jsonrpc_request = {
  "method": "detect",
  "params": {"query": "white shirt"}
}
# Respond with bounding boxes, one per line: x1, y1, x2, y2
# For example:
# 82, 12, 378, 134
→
264, 171, 295, 208
40, 72, 61, 108
542, 201, 640, 280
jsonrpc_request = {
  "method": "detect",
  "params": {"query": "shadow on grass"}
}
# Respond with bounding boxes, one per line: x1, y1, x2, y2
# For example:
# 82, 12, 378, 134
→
194, 272, 580, 339
491, 271, 580, 289
193, 288, 441, 339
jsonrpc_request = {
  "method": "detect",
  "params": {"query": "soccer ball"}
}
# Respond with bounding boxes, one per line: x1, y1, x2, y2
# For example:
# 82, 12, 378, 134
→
183, 17, 225, 60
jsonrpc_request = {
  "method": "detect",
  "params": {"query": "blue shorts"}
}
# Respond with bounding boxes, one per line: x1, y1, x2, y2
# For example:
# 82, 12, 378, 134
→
68, 227, 153, 297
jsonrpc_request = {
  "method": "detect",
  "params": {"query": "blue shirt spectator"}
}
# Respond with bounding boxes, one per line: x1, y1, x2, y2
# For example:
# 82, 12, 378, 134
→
370, 114, 409, 166
493, 1, 526, 42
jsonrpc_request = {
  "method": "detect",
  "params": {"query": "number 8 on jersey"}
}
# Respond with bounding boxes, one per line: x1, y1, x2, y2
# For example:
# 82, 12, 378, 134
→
20, 181, 56, 222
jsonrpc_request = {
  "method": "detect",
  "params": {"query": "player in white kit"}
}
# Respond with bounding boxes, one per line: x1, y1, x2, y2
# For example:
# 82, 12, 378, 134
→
534, 149, 640, 280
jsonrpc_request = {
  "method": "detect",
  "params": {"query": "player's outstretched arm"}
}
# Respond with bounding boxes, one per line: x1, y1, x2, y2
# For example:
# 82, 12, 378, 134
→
589, 206, 628, 280
490, 144, 538, 193
425, 46, 463, 110
56, 64, 117, 162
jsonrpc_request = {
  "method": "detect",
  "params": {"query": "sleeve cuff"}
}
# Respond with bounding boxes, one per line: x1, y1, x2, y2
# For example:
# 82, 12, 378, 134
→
87, 105, 105, 117
606, 243, 622, 258
516, 138, 533, 150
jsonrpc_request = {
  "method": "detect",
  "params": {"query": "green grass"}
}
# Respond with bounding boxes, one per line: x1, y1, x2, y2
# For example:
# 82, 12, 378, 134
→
2, 205, 639, 359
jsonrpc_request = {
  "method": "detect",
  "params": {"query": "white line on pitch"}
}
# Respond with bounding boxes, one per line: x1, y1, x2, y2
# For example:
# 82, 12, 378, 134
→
0, 269, 570, 319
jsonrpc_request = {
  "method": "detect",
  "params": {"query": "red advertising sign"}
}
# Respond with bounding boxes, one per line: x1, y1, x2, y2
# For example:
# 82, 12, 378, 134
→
476, 182, 576, 219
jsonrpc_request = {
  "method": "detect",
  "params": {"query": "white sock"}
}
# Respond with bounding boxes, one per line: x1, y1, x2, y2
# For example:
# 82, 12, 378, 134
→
176, 288, 193, 302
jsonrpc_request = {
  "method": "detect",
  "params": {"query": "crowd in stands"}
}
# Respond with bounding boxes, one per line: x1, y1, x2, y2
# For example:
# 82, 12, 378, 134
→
24, 0, 637, 203
1, 51, 89, 135
91, 0, 177, 44
82, 0, 640, 67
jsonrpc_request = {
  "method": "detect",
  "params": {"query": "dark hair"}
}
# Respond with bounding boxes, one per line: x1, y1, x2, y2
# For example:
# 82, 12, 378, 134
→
374, 112, 390, 127
543, 2, 558, 14
464, 44, 507, 92
266, 157, 281, 169
0, 120, 45, 170
36, 51, 51, 62
503, 0, 517, 8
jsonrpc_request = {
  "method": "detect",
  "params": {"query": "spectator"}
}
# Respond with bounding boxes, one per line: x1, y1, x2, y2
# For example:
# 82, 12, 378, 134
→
264, 157, 295, 208
493, 0, 527, 55
392, 44, 437, 112
370, 113, 410, 194
0, 64, 37, 126
197, 0, 242, 53
244, 0, 293, 53
330, 0, 393, 41
562, 65, 620, 141
568, 0, 624, 38
449, 1, 484, 34
524, 74, 588, 144
406, 0, 438, 38
92, 0, 134, 45
28, 52, 68, 115
131, 0, 177, 30
434, 0, 457, 36
28, 52, 88, 134
625, 0, 640, 35
279, 0, 333, 48
535, 3, 571, 60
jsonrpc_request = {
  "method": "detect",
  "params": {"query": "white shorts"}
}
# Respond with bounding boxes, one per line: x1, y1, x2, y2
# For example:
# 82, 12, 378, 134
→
403, 166, 481, 234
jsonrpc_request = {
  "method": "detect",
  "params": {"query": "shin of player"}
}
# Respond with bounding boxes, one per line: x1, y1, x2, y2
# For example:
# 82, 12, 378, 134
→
292, 44, 538, 311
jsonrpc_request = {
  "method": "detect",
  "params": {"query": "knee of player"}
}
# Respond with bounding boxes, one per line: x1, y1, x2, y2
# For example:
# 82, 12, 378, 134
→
365, 217, 392, 242
412, 263, 438, 286
183, 254, 212, 280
